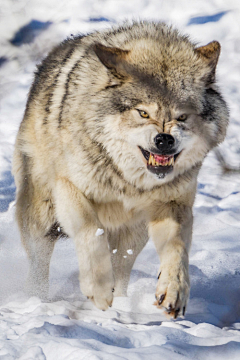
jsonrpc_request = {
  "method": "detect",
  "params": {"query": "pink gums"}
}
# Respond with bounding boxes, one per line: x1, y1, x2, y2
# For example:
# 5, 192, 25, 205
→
153, 154, 173, 165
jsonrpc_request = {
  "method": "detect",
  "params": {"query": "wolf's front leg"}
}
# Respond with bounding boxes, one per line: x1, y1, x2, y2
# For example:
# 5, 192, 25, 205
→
149, 205, 192, 319
54, 178, 114, 310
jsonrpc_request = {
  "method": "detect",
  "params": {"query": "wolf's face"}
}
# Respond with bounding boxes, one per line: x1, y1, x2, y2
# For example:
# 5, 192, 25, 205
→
93, 38, 228, 185
115, 101, 213, 181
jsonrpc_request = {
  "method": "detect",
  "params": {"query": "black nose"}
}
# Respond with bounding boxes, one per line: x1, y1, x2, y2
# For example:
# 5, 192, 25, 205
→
154, 133, 175, 152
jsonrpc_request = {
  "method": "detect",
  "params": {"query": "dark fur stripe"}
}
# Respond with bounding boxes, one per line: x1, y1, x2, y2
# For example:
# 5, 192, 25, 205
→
41, 46, 76, 125
49, 47, 76, 123
58, 58, 82, 126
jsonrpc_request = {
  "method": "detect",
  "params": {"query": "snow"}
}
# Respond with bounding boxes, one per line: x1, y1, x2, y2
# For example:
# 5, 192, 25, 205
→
0, 0, 240, 358
95, 228, 105, 236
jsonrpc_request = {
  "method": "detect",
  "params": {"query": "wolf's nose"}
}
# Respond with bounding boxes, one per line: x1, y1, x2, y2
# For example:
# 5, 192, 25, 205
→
154, 133, 175, 151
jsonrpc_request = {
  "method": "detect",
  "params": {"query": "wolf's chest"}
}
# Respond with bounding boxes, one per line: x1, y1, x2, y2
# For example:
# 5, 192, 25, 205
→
94, 200, 146, 230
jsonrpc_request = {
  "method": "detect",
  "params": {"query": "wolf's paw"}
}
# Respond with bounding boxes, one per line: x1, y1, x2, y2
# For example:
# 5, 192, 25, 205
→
81, 274, 115, 311
154, 266, 190, 319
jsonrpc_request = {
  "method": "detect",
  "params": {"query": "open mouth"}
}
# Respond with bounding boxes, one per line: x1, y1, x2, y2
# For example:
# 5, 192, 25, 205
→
139, 147, 181, 178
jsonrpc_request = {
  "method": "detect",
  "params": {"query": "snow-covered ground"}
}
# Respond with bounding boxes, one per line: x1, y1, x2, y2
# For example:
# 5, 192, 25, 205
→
1, 0, 240, 358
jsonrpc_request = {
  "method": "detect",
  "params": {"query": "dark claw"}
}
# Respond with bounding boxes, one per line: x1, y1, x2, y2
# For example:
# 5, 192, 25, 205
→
112, 288, 115, 292
158, 294, 165, 305
157, 271, 161, 279
167, 304, 172, 313
183, 306, 186, 316
174, 308, 180, 319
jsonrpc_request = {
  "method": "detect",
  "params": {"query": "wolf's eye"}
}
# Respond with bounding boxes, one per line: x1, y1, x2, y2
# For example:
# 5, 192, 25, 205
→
177, 114, 187, 121
137, 110, 149, 118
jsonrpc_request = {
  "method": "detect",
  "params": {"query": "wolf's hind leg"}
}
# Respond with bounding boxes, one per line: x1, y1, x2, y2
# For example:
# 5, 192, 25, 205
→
23, 235, 55, 298
108, 223, 148, 297
15, 178, 56, 299
54, 178, 114, 311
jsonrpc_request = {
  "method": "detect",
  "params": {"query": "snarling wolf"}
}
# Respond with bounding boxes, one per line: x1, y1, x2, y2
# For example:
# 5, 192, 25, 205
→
12, 21, 228, 318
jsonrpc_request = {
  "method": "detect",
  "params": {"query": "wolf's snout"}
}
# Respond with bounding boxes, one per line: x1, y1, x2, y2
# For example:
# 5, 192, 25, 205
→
154, 133, 175, 152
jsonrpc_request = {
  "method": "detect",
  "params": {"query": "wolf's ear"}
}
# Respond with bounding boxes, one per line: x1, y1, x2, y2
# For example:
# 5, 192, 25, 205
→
93, 43, 130, 80
195, 41, 221, 84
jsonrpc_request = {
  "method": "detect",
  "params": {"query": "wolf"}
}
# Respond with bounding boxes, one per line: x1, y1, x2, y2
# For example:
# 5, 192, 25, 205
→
12, 21, 228, 318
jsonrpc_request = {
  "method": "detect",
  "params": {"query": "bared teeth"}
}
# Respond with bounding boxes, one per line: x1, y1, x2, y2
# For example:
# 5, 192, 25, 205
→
148, 154, 152, 165
148, 153, 156, 166
148, 154, 174, 166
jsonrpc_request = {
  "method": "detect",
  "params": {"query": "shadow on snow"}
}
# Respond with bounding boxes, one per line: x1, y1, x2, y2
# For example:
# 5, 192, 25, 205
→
0, 171, 15, 212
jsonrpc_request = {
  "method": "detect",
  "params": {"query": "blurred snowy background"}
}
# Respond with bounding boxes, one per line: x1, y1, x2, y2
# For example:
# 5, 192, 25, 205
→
0, 0, 240, 359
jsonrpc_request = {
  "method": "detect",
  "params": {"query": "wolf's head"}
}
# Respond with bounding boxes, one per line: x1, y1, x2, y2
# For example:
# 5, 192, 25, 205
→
91, 23, 228, 187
